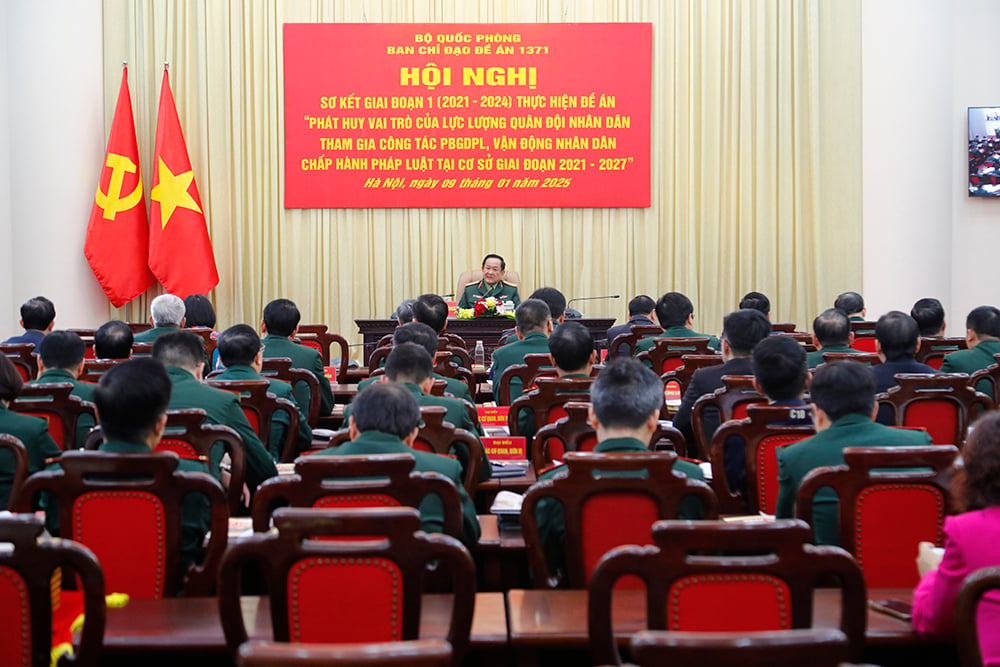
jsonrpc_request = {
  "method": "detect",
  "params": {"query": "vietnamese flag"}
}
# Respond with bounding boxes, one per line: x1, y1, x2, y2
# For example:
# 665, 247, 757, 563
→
148, 68, 219, 298
84, 66, 155, 307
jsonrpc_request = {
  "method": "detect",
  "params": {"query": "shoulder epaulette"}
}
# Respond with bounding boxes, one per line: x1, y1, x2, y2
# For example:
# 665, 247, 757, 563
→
502, 279, 518, 287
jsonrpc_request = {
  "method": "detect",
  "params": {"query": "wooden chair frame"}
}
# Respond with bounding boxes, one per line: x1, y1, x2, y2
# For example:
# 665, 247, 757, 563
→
956, 565, 1000, 667
415, 406, 483, 494
79, 358, 122, 384
876, 373, 991, 446
690, 375, 764, 461
0, 433, 28, 510
821, 351, 882, 365
661, 354, 724, 398
261, 357, 322, 428
296, 324, 351, 382
629, 628, 851, 667
636, 337, 714, 375
607, 324, 662, 359
508, 376, 594, 437
495, 353, 555, 407
433, 352, 476, 399
915, 336, 968, 369
206, 378, 301, 463
970, 353, 1000, 409
236, 639, 453, 667
1, 342, 38, 380
11, 382, 97, 451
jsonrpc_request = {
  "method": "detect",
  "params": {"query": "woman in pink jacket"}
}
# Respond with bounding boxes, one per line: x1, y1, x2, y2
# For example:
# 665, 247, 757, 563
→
912, 411, 1000, 663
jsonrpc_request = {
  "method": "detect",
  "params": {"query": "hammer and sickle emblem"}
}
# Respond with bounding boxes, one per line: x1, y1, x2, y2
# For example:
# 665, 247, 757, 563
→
95, 153, 143, 220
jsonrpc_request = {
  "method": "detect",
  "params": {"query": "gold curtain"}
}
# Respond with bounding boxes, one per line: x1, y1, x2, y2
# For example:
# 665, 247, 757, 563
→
102, 0, 861, 355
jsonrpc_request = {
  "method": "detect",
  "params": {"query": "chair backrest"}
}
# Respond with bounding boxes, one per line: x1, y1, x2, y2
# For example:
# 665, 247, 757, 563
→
456, 268, 520, 297
690, 375, 765, 460
957, 565, 1000, 667
495, 353, 555, 406
849, 336, 878, 354
629, 628, 851, 667
295, 324, 351, 382
219, 507, 475, 664
0, 434, 28, 510
587, 519, 866, 666
916, 336, 968, 369
709, 404, 815, 515
261, 357, 321, 428
15, 450, 228, 598
250, 453, 463, 538
185, 327, 217, 366
776, 331, 817, 352
769, 322, 799, 334
437, 340, 473, 370
67, 328, 97, 360
660, 354, 724, 398
509, 376, 594, 437
530, 401, 598, 473
206, 378, 300, 463
130, 342, 154, 357
433, 352, 476, 398
877, 373, 991, 446
636, 337, 714, 375
367, 345, 393, 372
971, 355, 1000, 409
821, 351, 882, 365
79, 358, 123, 384
237, 639, 453, 667
0, 514, 106, 667
521, 451, 719, 589
607, 325, 662, 359
414, 407, 483, 494
795, 445, 957, 588
10, 382, 96, 451
1, 343, 37, 381
649, 421, 689, 457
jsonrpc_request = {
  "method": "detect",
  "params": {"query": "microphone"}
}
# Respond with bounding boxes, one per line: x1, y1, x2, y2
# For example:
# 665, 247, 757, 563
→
440, 293, 455, 298
566, 295, 620, 307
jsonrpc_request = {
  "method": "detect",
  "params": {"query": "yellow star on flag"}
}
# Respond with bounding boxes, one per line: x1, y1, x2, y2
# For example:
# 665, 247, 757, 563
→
150, 157, 202, 229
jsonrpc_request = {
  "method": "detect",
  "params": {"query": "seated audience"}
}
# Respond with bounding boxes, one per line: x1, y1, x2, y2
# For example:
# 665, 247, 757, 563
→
4, 296, 55, 346
30, 330, 96, 448
214, 324, 312, 460
458, 253, 520, 309
93, 320, 133, 360
872, 311, 937, 425
634, 291, 720, 354
183, 294, 217, 330
412, 293, 451, 335
133, 294, 186, 343
391, 297, 417, 324
911, 297, 947, 337
806, 308, 864, 369
605, 294, 658, 354
260, 298, 335, 416
912, 411, 1000, 660
739, 291, 771, 317
490, 298, 553, 404
834, 291, 867, 322
497, 287, 567, 347
776, 361, 932, 545
314, 381, 480, 545
673, 308, 771, 448
940, 305, 1000, 399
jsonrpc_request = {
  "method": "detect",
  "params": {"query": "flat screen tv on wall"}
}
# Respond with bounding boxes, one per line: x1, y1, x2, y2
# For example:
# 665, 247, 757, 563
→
969, 107, 1000, 197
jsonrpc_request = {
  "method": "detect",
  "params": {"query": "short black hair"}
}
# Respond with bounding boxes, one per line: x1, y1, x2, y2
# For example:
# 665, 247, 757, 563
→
352, 381, 421, 438
967, 306, 1000, 340
515, 298, 551, 335
37, 330, 86, 370
392, 322, 439, 359
412, 294, 449, 334
94, 320, 133, 360
813, 308, 851, 347
217, 324, 261, 367
911, 298, 945, 337
393, 298, 417, 322
739, 291, 771, 316
549, 321, 594, 373
20, 296, 55, 331
875, 311, 920, 361
152, 330, 206, 369
183, 294, 217, 329
591, 357, 663, 429
834, 291, 865, 316
482, 254, 505, 270
262, 298, 301, 337
722, 309, 772, 355
628, 295, 655, 317
809, 361, 877, 421
752, 336, 807, 401
384, 342, 434, 384
0, 354, 24, 402
529, 287, 566, 321
95, 358, 171, 443
655, 292, 694, 328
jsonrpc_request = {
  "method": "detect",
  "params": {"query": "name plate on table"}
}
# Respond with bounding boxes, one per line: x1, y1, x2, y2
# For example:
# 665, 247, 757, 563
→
478, 406, 510, 437
483, 436, 526, 460
324, 366, 336, 381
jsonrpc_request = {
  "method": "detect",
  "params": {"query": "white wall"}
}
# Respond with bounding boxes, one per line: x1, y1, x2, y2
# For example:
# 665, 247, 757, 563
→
1, 0, 106, 336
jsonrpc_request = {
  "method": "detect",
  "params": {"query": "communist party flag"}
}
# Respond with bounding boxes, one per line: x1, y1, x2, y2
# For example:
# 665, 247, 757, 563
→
148, 68, 219, 298
84, 66, 155, 307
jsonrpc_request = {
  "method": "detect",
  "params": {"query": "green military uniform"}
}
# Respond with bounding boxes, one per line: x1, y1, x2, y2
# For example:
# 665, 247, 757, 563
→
490, 331, 551, 404
314, 430, 480, 545
165, 366, 278, 493
215, 364, 313, 461
805, 344, 867, 370
534, 437, 706, 577
358, 372, 474, 405
776, 413, 933, 545
345, 381, 490, 482
132, 325, 182, 343
29, 368, 96, 449
633, 325, 721, 355
940, 339, 1000, 399
458, 279, 521, 309
0, 402, 60, 509
261, 333, 335, 416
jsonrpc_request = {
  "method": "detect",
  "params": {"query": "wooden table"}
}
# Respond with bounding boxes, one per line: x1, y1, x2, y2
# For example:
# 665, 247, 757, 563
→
475, 514, 529, 591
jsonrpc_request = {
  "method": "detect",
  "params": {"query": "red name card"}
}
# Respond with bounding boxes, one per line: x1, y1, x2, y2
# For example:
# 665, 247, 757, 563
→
483, 436, 527, 460
477, 406, 509, 429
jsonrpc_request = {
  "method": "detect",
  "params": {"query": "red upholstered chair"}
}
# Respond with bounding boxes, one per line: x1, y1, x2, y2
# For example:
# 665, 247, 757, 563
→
237, 639, 453, 667
530, 401, 598, 473
0, 513, 106, 667
607, 325, 662, 359
661, 354, 724, 398
970, 355, 1000, 409
587, 519, 866, 666
15, 450, 229, 598
10, 383, 97, 451
508, 376, 594, 437
916, 336, 968, 370
206, 378, 301, 463
0, 434, 28, 509
795, 445, 957, 588
821, 351, 882, 365
636, 337, 714, 375
218, 507, 475, 664
876, 373, 991, 446
495, 353, 556, 406
956, 566, 1000, 667
250, 453, 463, 538
628, 628, 853, 667
1, 343, 38, 381
261, 357, 322, 428
521, 451, 718, 589
708, 404, 815, 514
414, 407, 483, 494
690, 375, 765, 460
79, 358, 122, 384
296, 324, 351, 382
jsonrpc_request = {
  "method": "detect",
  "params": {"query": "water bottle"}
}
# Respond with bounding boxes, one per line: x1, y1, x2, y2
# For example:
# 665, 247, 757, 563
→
474, 340, 485, 367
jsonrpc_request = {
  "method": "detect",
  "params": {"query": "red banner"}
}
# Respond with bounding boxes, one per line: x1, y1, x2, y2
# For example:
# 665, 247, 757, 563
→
283, 23, 651, 208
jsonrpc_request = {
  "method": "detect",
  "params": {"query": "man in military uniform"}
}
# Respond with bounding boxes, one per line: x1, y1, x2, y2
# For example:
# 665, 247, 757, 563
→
458, 253, 520, 309
633, 291, 720, 355
30, 330, 96, 448
260, 298, 335, 416
133, 294, 186, 343
940, 305, 1000, 399
805, 308, 866, 370
490, 298, 553, 404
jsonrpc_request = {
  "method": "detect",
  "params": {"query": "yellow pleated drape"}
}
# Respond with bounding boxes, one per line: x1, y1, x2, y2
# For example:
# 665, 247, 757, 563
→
102, 0, 861, 358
